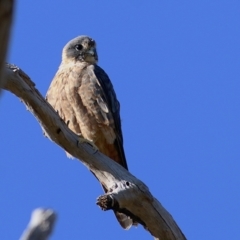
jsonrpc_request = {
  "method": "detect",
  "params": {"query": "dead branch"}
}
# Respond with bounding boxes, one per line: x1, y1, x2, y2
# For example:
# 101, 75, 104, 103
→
20, 208, 57, 240
2, 63, 186, 240
0, 0, 14, 93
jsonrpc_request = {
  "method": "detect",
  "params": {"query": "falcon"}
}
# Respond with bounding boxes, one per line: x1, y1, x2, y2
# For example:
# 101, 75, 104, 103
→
46, 36, 132, 229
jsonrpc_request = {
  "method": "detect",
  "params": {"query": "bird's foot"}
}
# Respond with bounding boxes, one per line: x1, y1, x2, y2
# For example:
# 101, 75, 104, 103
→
78, 137, 98, 153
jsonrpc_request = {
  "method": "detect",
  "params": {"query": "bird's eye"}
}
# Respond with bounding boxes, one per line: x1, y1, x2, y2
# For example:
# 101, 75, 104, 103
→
75, 44, 83, 51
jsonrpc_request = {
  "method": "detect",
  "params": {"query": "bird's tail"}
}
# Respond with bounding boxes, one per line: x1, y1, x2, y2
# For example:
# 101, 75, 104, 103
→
114, 211, 132, 229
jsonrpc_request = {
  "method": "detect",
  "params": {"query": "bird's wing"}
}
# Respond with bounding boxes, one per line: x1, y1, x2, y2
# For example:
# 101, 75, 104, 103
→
79, 64, 128, 170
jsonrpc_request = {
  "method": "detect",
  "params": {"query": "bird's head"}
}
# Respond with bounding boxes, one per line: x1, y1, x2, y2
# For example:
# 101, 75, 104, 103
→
62, 36, 98, 64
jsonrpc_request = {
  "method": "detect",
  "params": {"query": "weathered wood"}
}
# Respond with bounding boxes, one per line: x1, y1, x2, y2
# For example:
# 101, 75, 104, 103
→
2, 64, 186, 240
20, 208, 57, 240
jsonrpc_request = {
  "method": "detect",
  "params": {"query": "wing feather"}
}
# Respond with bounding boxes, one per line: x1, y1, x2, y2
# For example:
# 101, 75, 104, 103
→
87, 65, 128, 170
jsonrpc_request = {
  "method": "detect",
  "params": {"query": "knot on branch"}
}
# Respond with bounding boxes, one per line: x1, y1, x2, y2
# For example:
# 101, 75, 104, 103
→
96, 180, 133, 211
96, 180, 149, 228
97, 194, 115, 211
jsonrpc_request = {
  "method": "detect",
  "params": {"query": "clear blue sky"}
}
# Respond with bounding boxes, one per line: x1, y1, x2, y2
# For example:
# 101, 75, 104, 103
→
1, 1, 240, 239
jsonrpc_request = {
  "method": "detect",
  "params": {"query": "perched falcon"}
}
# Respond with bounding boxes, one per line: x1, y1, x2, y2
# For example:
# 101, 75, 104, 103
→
46, 36, 132, 229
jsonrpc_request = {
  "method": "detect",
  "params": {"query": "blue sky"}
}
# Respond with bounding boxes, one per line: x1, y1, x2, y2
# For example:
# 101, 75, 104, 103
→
1, 1, 240, 239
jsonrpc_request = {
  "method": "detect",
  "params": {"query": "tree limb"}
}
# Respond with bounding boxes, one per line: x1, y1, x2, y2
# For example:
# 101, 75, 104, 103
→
20, 208, 57, 240
0, 0, 14, 93
2, 63, 186, 240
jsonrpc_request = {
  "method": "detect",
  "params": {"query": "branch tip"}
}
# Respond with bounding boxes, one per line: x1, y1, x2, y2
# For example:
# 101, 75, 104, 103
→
96, 194, 115, 211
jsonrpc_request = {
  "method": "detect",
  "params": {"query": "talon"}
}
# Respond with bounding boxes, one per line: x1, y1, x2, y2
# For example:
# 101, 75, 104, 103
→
78, 137, 98, 153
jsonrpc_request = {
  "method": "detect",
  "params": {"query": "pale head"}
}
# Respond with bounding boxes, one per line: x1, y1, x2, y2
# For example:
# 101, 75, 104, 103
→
62, 36, 98, 64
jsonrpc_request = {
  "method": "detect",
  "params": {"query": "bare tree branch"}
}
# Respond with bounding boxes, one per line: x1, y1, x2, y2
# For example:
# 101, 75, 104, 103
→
0, 0, 14, 93
20, 208, 57, 240
2, 63, 186, 240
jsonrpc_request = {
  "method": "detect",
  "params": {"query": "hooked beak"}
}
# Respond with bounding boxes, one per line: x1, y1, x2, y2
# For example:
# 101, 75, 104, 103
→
87, 47, 96, 56
87, 47, 98, 61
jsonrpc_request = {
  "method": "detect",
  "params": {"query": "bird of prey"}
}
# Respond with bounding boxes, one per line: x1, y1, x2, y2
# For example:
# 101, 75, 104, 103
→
46, 36, 132, 229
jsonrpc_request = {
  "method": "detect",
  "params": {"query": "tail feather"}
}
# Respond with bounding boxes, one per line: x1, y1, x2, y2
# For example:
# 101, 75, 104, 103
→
114, 211, 132, 230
